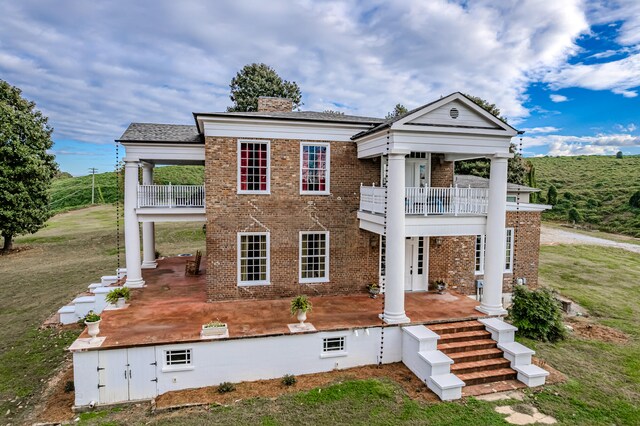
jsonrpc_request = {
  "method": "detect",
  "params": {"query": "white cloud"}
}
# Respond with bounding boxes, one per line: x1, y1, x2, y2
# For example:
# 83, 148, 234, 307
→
549, 94, 568, 102
523, 133, 640, 154
521, 126, 561, 134
0, 0, 590, 146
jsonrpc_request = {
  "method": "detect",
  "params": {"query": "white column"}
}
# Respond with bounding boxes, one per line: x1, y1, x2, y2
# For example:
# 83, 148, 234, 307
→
124, 159, 145, 288
383, 152, 410, 324
141, 163, 157, 269
477, 155, 509, 315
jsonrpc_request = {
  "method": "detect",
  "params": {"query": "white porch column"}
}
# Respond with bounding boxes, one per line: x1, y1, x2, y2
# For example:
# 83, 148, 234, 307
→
383, 152, 410, 324
141, 163, 157, 269
477, 155, 510, 315
124, 159, 145, 287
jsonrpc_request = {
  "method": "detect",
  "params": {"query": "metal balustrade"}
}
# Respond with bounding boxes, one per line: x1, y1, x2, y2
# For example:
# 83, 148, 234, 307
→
137, 184, 205, 208
360, 185, 489, 216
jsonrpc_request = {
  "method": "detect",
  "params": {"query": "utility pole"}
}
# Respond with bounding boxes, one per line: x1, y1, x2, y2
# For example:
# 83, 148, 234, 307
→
89, 168, 98, 204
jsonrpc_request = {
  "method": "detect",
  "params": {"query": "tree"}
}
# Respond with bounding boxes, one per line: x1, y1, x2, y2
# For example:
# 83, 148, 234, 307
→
568, 207, 582, 223
0, 80, 57, 252
547, 185, 558, 205
385, 103, 408, 119
616, 151, 623, 159
227, 63, 302, 112
629, 191, 640, 209
323, 109, 345, 115
454, 95, 528, 185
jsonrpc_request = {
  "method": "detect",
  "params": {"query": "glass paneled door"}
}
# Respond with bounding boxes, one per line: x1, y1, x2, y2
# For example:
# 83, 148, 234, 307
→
404, 237, 428, 291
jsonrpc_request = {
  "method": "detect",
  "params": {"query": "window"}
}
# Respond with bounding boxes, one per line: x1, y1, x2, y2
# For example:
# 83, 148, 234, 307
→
238, 140, 270, 193
379, 235, 386, 278
300, 143, 329, 194
238, 233, 270, 285
475, 228, 514, 274
506, 195, 517, 202
322, 336, 345, 353
300, 232, 329, 282
165, 349, 192, 366
417, 237, 424, 275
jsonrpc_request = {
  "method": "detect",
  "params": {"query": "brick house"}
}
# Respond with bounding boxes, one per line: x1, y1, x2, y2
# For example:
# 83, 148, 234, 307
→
66, 93, 550, 407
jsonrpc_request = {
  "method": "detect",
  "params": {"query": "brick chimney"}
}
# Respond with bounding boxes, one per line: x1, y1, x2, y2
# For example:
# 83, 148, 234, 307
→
257, 97, 293, 113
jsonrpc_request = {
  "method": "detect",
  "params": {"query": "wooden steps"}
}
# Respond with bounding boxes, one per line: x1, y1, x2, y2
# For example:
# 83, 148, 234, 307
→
435, 321, 517, 387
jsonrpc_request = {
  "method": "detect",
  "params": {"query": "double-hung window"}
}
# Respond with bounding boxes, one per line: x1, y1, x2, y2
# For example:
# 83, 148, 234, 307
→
299, 232, 329, 283
238, 140, 270, 193
238, 233, 270, 285
300, 143, 330, 194
475, 228, 514, 274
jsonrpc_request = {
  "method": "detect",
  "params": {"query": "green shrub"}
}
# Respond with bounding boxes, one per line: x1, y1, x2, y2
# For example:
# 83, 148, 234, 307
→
616, 151, 623, 159
217, 382, 235, 393
508, 286, 566, 342
629, 191, 640, 209
547, 185, 558, 205
568, 208, 583, 223
105, 287, 131, 304
290, 295, 312, 315
282, 374, 297, 386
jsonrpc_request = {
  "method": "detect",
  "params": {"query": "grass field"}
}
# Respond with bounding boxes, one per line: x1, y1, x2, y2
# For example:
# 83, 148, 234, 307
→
50, 165, 204, 213
1, 206, 639, 424
529, 155, 640, 236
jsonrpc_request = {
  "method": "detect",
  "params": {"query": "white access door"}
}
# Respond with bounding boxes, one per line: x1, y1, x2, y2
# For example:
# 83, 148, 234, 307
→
98, 349, 129, 404
404, 237, 428, 292
127, 346, 158, 401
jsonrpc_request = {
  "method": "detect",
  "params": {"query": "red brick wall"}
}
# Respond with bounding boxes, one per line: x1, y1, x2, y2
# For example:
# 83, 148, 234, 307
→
205, 137, 381, 301
431, 154, 454, 187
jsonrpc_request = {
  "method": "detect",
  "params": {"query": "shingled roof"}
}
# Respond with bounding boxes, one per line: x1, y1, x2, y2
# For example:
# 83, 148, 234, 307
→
193, 110, 384, 125
454, 174, 539, 193
117, 123, 202, 143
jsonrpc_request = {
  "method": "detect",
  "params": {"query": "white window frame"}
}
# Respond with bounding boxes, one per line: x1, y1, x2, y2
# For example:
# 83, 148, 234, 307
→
300, 142, 330, 195
237, 232, 270, 286
237, 139, 271, 194
474, 228, 514, 275
299, 231, 330, 283
320, 336, 347, 358
162, 348, 194, 372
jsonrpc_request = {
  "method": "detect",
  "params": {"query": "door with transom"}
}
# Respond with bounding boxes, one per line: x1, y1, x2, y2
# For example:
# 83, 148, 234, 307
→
404, 237, 428, 291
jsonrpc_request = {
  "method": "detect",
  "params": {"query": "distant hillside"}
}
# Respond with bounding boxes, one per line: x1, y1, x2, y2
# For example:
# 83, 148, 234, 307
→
49, 165, 204, 213
529, 155, 640, 237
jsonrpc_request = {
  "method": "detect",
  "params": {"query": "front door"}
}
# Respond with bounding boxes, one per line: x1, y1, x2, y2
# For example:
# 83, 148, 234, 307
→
404, 237, 428, 291
405, 157, 430, 188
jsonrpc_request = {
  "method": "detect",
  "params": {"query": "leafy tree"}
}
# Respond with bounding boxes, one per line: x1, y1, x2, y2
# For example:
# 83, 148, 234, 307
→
227, 63, 302, 112
454, 95, 528, 185
509, 285, 566, 342
0, 80, 57, 252
323, 109, 345, 115
568, 207, 582, 223
385, 103, 408, 119
629, 191, 640, 209
616, 151, 623, 159
547, 184, 558, 205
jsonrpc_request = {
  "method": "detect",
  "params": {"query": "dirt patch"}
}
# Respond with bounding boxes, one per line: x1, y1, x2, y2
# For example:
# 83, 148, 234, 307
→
0, 245, 32, 256
156, 363, 439, 409
566, 317, 628, 343
30, 363, 76, 424
533, 358, 567, 385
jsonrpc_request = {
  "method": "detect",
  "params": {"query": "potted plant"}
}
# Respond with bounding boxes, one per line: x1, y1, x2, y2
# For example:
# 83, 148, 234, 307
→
434, 279, 447, 294
84, 311, 101, 343
290, 295, 312, 326
367, 283, 380, 298
105, 287, 131, 308
202, 319, 228, 337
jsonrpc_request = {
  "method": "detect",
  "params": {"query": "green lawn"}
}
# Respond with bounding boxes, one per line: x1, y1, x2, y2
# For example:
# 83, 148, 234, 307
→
2, 206, 639, 425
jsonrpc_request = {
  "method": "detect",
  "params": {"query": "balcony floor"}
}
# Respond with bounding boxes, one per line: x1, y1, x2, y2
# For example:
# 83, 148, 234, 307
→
81, 256, 486, 350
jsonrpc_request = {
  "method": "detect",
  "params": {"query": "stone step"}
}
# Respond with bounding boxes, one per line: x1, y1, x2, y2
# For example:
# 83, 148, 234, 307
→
438, 330, 492, 344
448, 348, 504, 363
457, 367, 518, 386
428, 320, 486, 335
439, 338, 497, 354
58, 305, 77, 325
450, 358, 512, 375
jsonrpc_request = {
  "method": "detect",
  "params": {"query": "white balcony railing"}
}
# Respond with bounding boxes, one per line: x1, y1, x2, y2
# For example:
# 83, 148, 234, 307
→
360, 185, 489, 216
137, 184, 205, 208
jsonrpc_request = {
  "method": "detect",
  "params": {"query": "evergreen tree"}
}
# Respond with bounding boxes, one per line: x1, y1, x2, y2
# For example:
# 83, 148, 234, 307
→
547, 185, 558, 205
0, 80, 57, 252
227, 63, 302, 112
385, 103, 409, 119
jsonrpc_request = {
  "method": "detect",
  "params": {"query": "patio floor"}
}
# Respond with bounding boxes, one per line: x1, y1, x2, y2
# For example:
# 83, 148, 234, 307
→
82, 256, 486, 349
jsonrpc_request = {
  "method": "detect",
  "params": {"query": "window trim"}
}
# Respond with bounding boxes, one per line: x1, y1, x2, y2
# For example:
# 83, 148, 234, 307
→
299, 231, 330, 283
237, 232, 270, 286
237, 139, 271, 195
299, 142, 330, 195
320, 336, 347, 358
162, 348, 194, 372
474, 228, 515, 275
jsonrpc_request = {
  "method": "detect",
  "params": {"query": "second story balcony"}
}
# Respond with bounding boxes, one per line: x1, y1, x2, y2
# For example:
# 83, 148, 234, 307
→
137, 184, 205, 208
360, 185, 489, 216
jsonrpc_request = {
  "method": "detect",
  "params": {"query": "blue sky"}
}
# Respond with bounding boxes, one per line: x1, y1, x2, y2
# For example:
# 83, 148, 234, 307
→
0, 0, 638, 176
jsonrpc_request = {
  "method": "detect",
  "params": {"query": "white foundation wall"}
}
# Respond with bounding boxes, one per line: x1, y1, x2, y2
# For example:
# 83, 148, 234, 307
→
73, 326, 403, 407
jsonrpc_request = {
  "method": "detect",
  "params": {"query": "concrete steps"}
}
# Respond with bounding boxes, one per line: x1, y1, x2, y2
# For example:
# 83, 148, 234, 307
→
457, 367, 517, 386
450, 357, 512, 375
439, 338, 497, 354
448, 348, 504, 363
57, 271, 126, 324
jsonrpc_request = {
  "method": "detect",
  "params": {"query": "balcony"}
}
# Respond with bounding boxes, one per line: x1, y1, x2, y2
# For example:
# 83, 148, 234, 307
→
360, 186, 489, 216
137, 184, 205, 208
